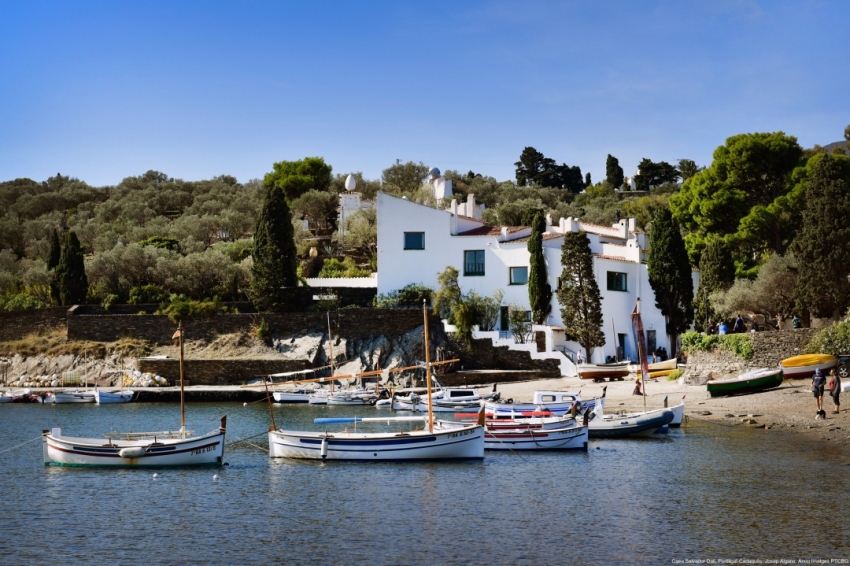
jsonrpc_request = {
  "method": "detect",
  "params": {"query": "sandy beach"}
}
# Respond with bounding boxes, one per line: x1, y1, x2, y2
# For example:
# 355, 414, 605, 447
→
490, 374, 849, 448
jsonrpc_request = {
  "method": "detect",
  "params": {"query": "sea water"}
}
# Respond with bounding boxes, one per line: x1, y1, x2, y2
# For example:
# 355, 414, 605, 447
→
0, 402, 847, 564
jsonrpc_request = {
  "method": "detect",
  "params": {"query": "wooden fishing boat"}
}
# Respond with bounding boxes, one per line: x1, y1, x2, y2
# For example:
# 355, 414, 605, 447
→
42, 324, 226, 467
577, 362, 630, 381
266, 304, 483, 461
272, 390, 312, 403
706, 367, 784, 397
648, 359, 677, 372
391, 386, 498, 412
586, 403, 674, 438
779, 354, 837, 379
669, 395, 686, 428
93, 387, 135, 404
484, 389, 604, 418
437, 415, 587, 451
51, 389, 96, 404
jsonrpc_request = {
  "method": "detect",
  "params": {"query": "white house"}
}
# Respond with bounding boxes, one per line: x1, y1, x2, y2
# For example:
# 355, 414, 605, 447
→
377, 191, 699, 375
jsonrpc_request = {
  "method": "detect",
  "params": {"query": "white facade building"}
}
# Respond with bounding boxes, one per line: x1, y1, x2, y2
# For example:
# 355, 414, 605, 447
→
377, 191, 699, 373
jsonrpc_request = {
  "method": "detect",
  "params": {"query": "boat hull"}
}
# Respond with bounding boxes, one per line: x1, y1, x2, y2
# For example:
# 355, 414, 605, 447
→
42, 428, 226, 467
272, 392, 311, 403
647, 359, 677, 371
94, 390, 134, 404
484, 424, 588, 451
484, 396, 601, 418
577, 363, 630, 381
669, 402, 685, 427
706, 368, 784, 397
51, 391, 96, 404
587, 408, 674, 438
779, 355, 837, 379
268, 425, 485, 461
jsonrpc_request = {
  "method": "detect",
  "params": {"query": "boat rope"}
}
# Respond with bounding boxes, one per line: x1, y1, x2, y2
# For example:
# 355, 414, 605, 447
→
242, 441, 269, 453
226, 430, 270, 447
489, 433, 527, 461
0, 434, 43, 456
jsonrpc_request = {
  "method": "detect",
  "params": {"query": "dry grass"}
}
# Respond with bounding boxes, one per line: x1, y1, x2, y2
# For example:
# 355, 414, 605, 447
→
0, 329, 153, 359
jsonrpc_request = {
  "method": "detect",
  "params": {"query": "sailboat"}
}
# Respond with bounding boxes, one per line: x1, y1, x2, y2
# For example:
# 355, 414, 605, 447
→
42, 324, 227, 467
585, 301, 674, 438
266, 303, 485, 461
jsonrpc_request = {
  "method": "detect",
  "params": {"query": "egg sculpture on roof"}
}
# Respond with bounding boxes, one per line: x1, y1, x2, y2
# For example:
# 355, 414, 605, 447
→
344, 174, 356, 192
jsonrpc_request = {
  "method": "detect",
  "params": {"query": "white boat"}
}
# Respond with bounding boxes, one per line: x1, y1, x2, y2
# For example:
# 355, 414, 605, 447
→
309, 391, 329, 404
51, 389, 96, 404
327, 389, 378, 405
586, 402, 674, 438
43, 323, 227, 468
42, 419, 227, 467
267, 305, 483, 461
669, 395, 685, 428
392, 386, 496, 412
93, 387, 135, 404
484, 389, 604, 418
272, 390, 313, 403
779, 354, 837, 379
577, 362, 630, 381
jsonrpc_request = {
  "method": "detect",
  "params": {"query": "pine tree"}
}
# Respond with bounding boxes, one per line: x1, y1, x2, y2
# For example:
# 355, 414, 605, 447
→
557, 231, 605, 360
585, 172, 592, 187
528, 213, 552, 324
792, 154, 850, 319
605, 154, 624, 189
647, 209, 694, 349
47, 228, 62, 305
55, 231, 88, 306
694, 236, 734, 328
250, 185, 298, 311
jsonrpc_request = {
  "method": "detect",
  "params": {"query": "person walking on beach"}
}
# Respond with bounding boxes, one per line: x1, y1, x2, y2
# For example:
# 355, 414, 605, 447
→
828, 369, 841, 414
812, 368, 826, 418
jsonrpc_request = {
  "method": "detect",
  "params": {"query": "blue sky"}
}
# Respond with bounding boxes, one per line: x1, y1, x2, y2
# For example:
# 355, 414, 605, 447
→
1, 1, 847, 186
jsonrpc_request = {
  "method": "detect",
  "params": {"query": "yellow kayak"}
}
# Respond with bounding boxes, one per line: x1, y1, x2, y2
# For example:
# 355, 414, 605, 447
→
779, 354, 836, 378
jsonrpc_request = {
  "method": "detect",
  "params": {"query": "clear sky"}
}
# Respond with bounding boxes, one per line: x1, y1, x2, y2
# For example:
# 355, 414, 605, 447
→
1, 1, 847, 187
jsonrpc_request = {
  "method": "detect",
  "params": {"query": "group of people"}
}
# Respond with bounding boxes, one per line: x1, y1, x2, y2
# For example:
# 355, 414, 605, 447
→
812, 368, 841, 418
706, 314, 748, 335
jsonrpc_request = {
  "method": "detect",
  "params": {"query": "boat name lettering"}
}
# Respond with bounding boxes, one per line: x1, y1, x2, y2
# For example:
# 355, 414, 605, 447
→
191, 445, 215, 455
447, 428, 474, 439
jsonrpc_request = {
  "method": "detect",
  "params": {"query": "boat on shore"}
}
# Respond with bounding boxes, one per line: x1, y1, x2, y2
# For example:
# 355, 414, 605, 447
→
706, 367, 784, 397
577, 362, 630, 381
42, 323, 226, 467
779, 354, 837, 379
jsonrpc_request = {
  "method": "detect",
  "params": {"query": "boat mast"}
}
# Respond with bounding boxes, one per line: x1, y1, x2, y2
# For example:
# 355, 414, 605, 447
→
327, 312, 335, 393
637, 300, 647, 414
178, 322, 186, 437
423, 300, 433, 433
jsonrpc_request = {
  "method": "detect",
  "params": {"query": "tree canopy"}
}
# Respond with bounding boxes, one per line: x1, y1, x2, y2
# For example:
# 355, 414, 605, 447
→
527, 212, 552, 324
250, 185, 298, 311
605, 154, 624, 189
264, 157, 333, 203
557, 231, 605, 359
694, 236, 734, 327
647, 209, 693, 348
634, 159, 679, 191
55, 231, 88, 305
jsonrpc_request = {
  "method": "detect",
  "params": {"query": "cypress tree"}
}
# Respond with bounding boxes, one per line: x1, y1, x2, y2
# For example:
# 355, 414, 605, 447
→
694, 236, 735, 328
647, 208, 694, 349
792, 153, 850, 319
605, 154, 624, 189
47, 228, 62, 305
250, 184, 298, 311
528, 213, 552, 324
55, 231, 88, 306
557, 231, 605, 360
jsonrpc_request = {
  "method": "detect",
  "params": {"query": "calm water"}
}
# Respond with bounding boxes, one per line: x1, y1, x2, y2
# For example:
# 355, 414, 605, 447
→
1, 401, 848, 565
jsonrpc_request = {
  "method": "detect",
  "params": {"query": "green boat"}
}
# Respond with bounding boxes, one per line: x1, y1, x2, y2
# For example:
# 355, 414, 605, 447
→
706, 367, 784, 397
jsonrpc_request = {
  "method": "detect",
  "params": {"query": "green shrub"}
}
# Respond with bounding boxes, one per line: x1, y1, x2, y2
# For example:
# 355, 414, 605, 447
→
318, 257, 370, 278
129, 284, 167, 305
681, 331, 754, 360
806, 319, 850, 355
156, 294, 233, 324
667, 369, 684, 381
102, 294, 119, 311
256, 318, 270, 339
376, 283, 434, 308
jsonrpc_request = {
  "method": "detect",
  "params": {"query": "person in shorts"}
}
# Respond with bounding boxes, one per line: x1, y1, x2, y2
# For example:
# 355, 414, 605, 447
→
812, 368, 826, 417
828, 369, 841, 414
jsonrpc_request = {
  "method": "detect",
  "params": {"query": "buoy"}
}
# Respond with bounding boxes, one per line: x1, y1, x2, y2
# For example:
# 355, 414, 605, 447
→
152, 473, 158, 479
243, 402, 248, 407
119, 446, 146, 458
213, 474, 219, 481
320, 436, 329, 459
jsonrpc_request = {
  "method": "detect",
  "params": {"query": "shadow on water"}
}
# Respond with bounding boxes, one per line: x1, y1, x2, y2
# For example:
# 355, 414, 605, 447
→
1, 402, 848, 564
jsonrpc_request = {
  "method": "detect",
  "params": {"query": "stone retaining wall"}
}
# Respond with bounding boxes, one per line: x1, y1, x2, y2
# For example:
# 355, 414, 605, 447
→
452, 336, 562, 375
684, 328, 819, 384
137, 358, 310, 385
0, 307, 68, 342
68, 308, 438, 345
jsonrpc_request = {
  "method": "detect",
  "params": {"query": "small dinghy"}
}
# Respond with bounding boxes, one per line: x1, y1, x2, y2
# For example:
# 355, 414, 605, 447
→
586, 402, 674, 438
779, 354, 836, 379
577, 362, 630, 381
706, 367, 783, 397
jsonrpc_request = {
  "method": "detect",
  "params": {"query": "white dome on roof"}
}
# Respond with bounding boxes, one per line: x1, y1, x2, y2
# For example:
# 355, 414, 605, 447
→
429, 167, 441, 178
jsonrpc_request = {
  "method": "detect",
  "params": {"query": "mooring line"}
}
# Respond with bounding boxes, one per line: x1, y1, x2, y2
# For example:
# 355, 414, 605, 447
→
0, 435, 43, 456
226, 430, 270, 446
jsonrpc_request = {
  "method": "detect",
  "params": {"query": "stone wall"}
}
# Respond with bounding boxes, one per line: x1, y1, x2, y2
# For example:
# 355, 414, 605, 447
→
684, 328, 819, 384
68, 308, 438, 345
0, 307, 68, 342
451, 336, 562, 376
137, 358, 310, 385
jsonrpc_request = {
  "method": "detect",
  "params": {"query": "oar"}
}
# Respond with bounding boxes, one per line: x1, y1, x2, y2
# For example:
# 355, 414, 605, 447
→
314, 416, 428, 424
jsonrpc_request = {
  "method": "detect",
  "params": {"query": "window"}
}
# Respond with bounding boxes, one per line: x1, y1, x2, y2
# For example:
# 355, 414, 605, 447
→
404, 232, 424, 250
607, 271, 627, 292
647, 330, 657, 355
464, 250, 485, 276
509, 266, 528, 285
